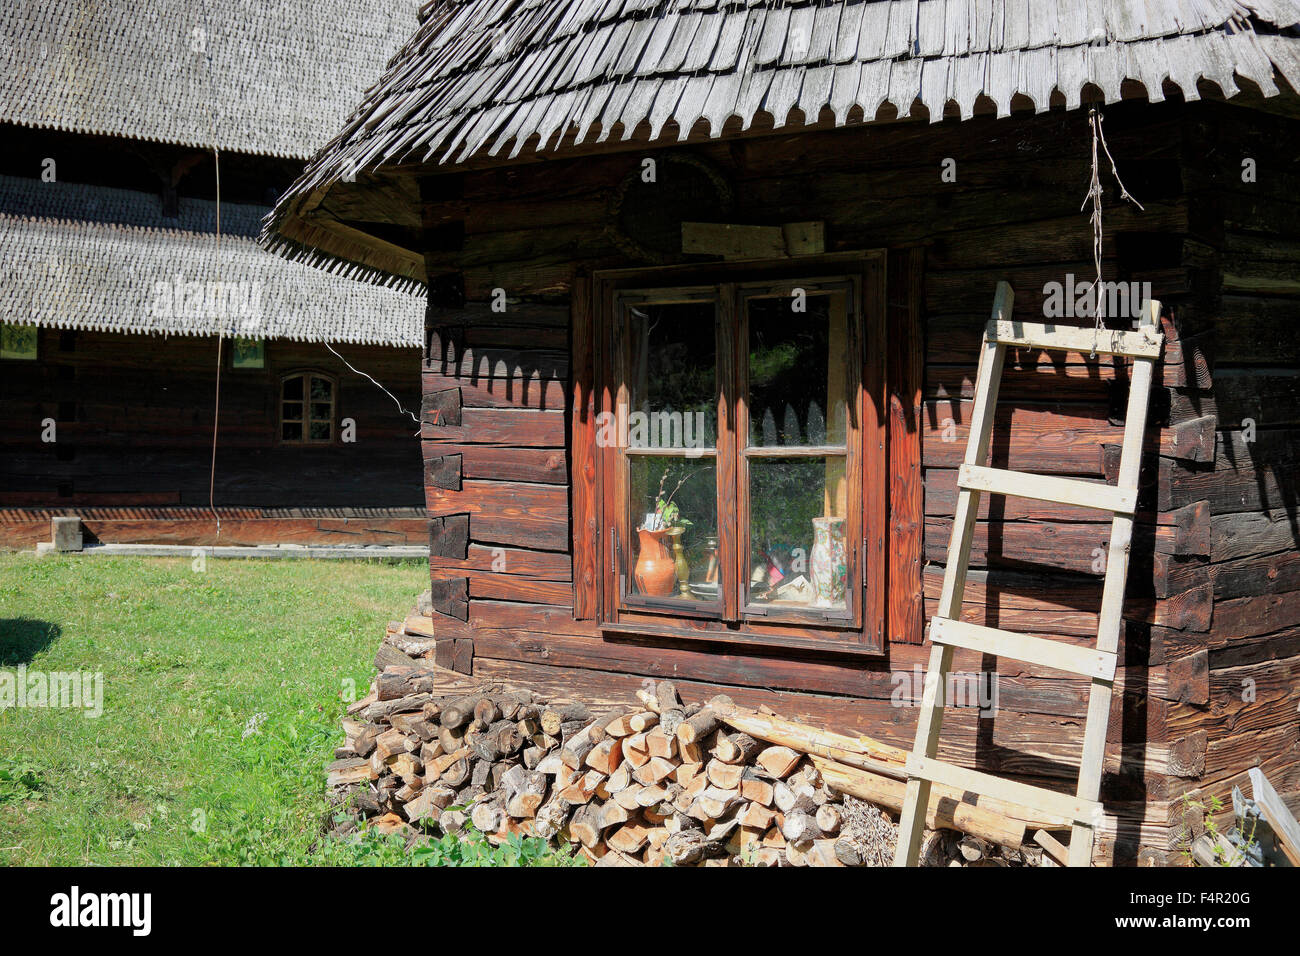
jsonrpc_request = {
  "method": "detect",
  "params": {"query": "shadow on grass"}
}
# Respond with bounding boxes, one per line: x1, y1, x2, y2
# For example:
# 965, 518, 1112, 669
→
0, 619, 62, 665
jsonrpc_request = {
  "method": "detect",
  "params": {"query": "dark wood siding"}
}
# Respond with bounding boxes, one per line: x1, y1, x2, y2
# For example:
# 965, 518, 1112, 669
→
415, 99, 1299, 864
0, 330, 423, 547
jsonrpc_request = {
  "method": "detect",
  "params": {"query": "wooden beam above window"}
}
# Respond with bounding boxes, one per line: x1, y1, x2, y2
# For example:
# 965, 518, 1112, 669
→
681, 222, 826, 260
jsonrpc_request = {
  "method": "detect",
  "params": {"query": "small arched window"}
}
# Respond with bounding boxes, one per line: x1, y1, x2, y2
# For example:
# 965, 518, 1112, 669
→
280, 371, 335, 443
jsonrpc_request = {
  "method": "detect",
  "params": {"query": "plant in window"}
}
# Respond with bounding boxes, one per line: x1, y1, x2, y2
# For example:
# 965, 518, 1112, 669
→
635, 468, 698, 597
643, 468, 695, 532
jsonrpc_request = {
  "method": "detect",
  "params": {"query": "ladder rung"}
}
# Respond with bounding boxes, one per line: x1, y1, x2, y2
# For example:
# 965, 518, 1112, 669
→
929, 617, 1117, 680
958, 464, 1136, 514
986, 319, 1163, 359
906, 756, 1104, 827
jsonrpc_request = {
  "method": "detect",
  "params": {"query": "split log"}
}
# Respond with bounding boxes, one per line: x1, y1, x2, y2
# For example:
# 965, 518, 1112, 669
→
755, 746, 802, 779
559, 721, 599, 769
713, 732, 762, 764
645, 727, 678, 760
677, 708, 721, 746
569, 803, 604, 848
783, 811, 822, 848
706, 759, 746, 790
471, 800, 505, 834
664, 828, 709, 865
439, 692, 486, 729
585, 737, 624, 775
540, 702, 591, 737
693, 787, 742, 820
815, 804, 843, 836
740, 769, 775, 806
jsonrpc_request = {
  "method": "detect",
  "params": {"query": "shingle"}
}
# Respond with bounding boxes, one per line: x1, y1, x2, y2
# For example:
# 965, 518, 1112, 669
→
2, 0, 424, 160
258, 0, 1300, 290
1, 182, 423, 345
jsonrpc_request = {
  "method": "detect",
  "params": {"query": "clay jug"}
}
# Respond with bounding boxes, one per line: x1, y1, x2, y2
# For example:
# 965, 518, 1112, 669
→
634, 528, 677, 596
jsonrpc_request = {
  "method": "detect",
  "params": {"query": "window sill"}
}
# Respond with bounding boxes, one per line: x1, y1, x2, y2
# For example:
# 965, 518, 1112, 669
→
599, 618, 884, 658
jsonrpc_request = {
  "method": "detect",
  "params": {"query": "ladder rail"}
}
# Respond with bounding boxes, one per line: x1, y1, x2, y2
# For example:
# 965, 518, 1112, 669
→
1067, 298, 1161, 865
894, 281, 1013, 867
893, 287, 1163, 868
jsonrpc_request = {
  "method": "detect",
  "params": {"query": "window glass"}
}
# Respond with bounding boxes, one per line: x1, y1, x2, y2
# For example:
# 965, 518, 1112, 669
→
626, 456, 719, 604
747, 292, 848, 448
627, 301, 717, 449
281, 374, 333, 443
747, 456, 849, 612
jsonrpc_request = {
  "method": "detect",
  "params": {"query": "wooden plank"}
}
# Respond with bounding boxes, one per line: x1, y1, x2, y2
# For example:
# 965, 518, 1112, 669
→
422, 370, 567, 410
907, 755, 1103, 826
424, 444, 567, 484
929, 617, 1117, 681
429, 543, 571, 580
681, 222, 785, 259
425, 481, 569, 551
427, 575, 469, 621
958, 464, 1136, 513
571, 274, 598, 620
985, 319, 1162, 359
888, 247, 925, 644
1248, 767, 1300, 866
421, 407, 565, 446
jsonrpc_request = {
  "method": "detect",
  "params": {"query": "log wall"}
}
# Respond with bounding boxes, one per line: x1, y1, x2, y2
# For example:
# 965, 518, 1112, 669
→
415, 99, 1299, 864
0, 329, 424, 547
1154, 102, 1300, 855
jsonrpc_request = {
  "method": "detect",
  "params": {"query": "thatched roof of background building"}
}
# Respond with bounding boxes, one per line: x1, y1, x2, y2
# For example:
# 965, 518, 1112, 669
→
262, 0, 1300, 288
1, 177, 423, 346
0, 0, 421, 160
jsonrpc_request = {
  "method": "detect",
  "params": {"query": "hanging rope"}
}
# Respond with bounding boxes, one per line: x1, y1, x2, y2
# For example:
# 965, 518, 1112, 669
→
1081, 107, 1144, 357
323, 342, 422, 437
200, 0, 224, 539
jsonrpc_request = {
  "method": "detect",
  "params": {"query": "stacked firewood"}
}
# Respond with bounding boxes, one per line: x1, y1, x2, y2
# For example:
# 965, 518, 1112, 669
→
328, 654, 1049, 865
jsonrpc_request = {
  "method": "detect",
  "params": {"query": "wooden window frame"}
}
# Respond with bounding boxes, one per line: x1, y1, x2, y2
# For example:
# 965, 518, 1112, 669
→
586, 252, 888, 656
279, 369, 337, 445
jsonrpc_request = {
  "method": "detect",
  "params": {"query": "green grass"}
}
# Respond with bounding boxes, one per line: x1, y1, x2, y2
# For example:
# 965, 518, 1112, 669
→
0, 552, 556, 866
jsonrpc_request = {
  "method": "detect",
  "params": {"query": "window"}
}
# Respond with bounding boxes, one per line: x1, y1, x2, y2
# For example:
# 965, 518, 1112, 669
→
588, 254, 887, 653
280, 371, 335, 443
1, 324, 38, 361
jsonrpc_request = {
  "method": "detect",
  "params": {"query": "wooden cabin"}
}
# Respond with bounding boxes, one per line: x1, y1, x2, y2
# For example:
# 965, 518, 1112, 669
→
0, 0, 426, 550
264, 0, 1300, 863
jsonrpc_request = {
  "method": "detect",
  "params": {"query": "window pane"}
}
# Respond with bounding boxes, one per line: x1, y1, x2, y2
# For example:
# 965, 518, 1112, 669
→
309, 421, 331, 441
626, 301, 717, 450
310, 403, 332, 421
310, 377, 332, 401
626, 456, 718, 604
282, 422, 303, 441
282, 376, 303, 401
282, 401, 303, 421
747, 456, 849, 612
747, 291, 848, 447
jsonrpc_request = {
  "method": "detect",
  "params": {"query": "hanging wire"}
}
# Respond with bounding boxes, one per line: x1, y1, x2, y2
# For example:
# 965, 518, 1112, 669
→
200, 0, 224, 539
323, 342, 423, 437
1081, 107, 1144, 357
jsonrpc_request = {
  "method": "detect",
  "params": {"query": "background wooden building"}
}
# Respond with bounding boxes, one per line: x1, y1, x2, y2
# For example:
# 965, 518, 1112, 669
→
0, 0, 428, 549
264, 0, 1300, 863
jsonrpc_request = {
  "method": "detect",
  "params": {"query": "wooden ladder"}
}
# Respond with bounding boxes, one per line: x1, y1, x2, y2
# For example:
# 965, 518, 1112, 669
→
892, 281, 1164, 868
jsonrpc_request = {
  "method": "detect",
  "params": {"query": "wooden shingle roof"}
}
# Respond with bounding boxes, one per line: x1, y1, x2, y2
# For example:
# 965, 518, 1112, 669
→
0, 0, 421, 160
263, 0, 1300, 286
1, 177, 423, 346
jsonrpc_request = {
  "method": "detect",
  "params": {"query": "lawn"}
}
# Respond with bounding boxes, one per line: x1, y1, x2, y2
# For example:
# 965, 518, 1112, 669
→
0, 552, 430, 865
